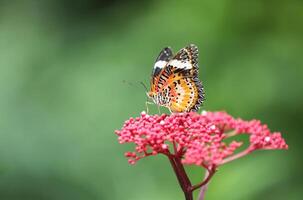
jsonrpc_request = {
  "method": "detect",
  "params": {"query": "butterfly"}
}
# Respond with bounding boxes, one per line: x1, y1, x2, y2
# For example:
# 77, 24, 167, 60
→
147, 44, 205, 113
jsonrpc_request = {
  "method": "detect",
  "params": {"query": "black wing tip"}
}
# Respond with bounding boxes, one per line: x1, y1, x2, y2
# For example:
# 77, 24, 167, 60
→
188, 44, 198, 53
156, 47, 173, 62
162, 47, 173, 54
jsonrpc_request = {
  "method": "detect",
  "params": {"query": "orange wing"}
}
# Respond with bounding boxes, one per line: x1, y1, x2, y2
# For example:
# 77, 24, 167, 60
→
149, 44, 204, 112
169, 76, 202, 112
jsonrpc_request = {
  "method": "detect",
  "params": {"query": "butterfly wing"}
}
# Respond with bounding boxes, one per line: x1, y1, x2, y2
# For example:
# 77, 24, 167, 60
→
149, 44, 204, 112
150, 47, 173, 94
168, 75, 204, 112
167, 44, 199, 76
152, 47, 173, 77
159, 44, 204, 112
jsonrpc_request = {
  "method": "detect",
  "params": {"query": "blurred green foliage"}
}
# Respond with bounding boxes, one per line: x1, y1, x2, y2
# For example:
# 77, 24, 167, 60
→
0, 0, 302, 199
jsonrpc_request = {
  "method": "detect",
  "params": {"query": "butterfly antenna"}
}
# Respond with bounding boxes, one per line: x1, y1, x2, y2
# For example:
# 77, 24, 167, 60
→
140, 81, 148, 93
139, 81, 152, 113
122, 80, 135, 86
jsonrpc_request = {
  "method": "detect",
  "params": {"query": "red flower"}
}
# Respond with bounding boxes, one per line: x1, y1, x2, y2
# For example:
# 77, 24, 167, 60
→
115, 111, 287, 167
115, 111, 288, 200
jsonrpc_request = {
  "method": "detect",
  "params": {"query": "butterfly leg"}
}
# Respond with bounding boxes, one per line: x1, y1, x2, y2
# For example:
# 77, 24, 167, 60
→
145, 101, 153, 114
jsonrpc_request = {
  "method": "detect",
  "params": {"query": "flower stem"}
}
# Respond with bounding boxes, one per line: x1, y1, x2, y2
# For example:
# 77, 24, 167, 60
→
191, 167, 216, 191
168, 155, 193, 200
224, 130, 238, 138
167, 154, 217, 200
219, 148, 252, 165
198, 170, 210, 200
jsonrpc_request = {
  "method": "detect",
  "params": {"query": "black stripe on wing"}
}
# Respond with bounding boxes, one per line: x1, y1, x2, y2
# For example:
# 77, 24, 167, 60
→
152, 47, 173, 77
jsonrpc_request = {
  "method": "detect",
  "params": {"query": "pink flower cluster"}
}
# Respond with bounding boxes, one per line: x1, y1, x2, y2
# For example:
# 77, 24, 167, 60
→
115, 111, 288, 167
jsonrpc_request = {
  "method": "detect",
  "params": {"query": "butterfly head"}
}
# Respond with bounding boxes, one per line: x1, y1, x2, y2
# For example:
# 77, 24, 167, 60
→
148, 90, 163, 106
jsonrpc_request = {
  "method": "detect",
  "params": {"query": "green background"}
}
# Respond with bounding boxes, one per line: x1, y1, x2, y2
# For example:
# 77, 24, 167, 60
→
0, 0, 302, 199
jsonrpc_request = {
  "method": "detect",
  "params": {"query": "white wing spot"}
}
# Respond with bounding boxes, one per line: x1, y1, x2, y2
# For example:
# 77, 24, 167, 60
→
169, 60, 192, 69
154, 60, 167, 69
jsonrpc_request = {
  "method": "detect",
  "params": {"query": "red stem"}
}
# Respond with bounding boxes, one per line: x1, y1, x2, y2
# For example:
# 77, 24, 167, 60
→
167, 153, 217, 200
191, 167, 216, 191
168, 154, 193, 200
219, 148, 252, 166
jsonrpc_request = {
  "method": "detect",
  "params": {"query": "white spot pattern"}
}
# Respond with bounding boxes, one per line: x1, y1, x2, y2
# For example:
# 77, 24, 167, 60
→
154, 60, 167, 69
168, 59, 192, 69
